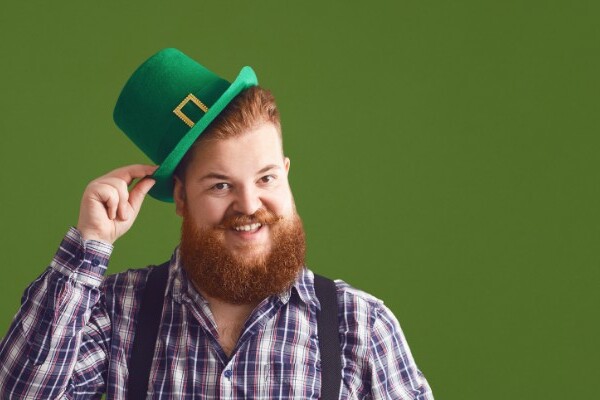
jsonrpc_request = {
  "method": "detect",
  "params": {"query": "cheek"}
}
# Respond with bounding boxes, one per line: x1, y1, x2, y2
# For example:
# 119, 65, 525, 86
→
268, 190, 295, 216
187, 198, 229, 227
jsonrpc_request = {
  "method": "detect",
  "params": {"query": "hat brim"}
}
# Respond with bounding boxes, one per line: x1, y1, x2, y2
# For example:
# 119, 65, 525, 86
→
148, 66, 258, 202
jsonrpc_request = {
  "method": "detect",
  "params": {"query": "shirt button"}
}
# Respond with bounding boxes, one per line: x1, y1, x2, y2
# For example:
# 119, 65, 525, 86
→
91, 258, 100, 267
223, 369, 232, 379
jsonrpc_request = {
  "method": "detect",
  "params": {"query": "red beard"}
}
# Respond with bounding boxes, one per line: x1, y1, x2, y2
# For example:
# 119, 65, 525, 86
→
179, 208, 306, 304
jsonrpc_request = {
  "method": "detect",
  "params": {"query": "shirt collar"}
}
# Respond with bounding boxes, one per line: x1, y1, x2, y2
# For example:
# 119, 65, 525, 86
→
291, 267, 321, 310
169, 247, 196, 304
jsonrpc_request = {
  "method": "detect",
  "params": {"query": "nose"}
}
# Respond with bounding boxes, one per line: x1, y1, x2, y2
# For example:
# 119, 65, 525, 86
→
232, 185, 262, 216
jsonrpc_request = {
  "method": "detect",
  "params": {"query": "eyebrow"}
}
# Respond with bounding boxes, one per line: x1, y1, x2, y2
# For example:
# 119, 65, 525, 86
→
257, 164, 280, 175
199, 164, 281, 181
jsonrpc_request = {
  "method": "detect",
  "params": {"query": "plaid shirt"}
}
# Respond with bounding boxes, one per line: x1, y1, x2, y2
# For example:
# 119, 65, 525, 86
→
0, 228, 433, 399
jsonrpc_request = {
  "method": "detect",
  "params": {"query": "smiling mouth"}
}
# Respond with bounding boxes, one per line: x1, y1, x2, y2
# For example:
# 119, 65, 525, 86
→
233, 223, 262, 233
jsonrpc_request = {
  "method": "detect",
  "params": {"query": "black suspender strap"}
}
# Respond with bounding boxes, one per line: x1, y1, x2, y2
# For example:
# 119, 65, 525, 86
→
127, 267, 342, 400
127, 261, 170, 400
313, 273, 342, 400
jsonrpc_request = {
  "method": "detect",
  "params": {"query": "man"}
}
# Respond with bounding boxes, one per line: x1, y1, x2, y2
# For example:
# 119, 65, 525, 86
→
0, 48, 433, 399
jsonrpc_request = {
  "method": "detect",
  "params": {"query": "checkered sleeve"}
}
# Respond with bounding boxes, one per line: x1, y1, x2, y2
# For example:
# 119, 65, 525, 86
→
369, 302, 434, 400
0, 228, 113, 399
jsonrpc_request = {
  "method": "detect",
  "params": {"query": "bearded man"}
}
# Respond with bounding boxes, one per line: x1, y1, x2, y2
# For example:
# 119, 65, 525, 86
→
0, 49, 433, 399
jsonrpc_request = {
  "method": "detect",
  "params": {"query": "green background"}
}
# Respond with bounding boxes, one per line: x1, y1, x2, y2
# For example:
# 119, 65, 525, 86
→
1, 1, 598, 398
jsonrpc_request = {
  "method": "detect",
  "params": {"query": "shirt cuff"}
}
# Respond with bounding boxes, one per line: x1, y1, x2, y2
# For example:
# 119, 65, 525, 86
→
50, 227, 113, 287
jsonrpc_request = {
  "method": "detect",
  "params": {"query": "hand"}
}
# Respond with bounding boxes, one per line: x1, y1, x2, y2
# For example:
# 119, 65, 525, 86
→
76, 164, 158, 244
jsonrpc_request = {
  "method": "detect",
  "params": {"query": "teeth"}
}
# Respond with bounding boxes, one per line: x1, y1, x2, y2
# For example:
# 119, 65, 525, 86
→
234, 223, 262, 232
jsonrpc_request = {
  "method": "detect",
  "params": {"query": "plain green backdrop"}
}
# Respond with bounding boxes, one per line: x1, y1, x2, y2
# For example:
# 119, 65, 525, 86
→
1, 1, 598, 398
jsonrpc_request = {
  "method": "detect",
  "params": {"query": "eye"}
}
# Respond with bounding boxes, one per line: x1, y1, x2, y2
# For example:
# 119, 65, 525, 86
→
259, 175, 276, 184
211, 182, 231, 191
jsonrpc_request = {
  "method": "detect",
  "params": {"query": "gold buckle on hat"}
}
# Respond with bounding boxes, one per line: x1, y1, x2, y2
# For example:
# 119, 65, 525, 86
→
173, 94, 209, 128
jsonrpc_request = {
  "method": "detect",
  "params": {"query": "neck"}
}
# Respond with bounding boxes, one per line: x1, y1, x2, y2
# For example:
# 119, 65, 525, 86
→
201, 290, 259, 320
196, 286, 260, 357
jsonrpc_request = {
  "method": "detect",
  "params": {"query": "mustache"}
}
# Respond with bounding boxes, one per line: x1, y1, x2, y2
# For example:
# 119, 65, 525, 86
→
216, 208, 283, 230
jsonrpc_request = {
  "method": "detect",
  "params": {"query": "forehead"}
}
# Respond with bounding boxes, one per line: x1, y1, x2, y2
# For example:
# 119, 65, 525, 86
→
185, 123, 284, 176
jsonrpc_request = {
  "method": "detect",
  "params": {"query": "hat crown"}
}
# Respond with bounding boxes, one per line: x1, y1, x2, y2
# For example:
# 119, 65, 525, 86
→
113, 48, 230, 163
112, 48, 258, 202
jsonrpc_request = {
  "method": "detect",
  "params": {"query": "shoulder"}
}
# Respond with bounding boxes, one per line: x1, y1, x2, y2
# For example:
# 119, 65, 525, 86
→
101, 265, 153, 293
304, 269, 393, 320
99, 262, 170, 310
333, 279, 383, 307
330, 277, 392, 326
317, 274, 409, 349
306, 271, 399, 336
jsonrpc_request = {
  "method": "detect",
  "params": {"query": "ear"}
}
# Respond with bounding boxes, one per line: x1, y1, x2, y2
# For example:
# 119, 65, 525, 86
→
284, 157, 290, 174
173, 176, 186, 217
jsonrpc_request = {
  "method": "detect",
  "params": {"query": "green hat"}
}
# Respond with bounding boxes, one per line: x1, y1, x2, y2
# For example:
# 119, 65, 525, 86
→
113, 48, 258, 202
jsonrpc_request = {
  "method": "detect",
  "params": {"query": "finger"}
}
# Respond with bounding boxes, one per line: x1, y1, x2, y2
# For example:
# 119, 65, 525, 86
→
92, 183, 120, 220
96, 178, 131, 221
116, 183, 131, 221
102, 164, 159, 186
117, 197, 131, 221
128, 177, 156, 214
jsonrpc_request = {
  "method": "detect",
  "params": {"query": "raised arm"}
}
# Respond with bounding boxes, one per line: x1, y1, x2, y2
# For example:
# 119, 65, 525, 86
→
0, 165, 156, 399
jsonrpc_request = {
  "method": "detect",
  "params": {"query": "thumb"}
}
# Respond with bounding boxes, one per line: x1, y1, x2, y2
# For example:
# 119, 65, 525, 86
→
128, 177, 156, 213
